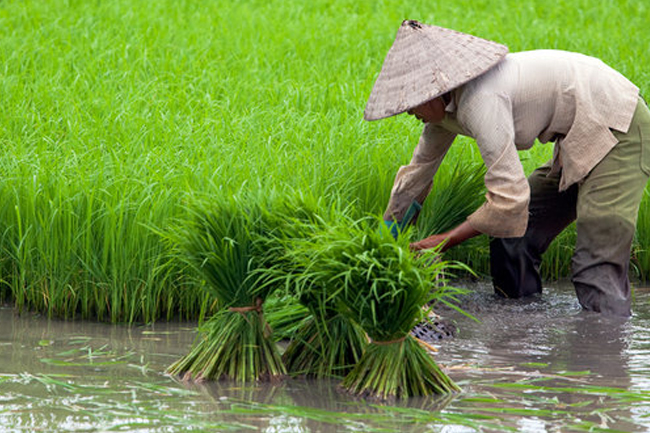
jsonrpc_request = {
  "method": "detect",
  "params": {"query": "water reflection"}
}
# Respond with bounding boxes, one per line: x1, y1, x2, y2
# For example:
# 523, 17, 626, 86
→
3, 283, 650, 432
1, 306, 195, 375
189, 378, 457, 433
437, 281, 641, 432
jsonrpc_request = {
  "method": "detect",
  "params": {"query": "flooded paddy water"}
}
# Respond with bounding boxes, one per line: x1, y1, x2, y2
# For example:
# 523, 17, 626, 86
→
3, 281, 650, 432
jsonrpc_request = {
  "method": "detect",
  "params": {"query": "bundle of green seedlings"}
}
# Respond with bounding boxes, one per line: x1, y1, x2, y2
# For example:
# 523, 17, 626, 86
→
260, 195, 368, 378
288, 216, 462, 400
280, 289, 368, 378
166, 193, 285, 382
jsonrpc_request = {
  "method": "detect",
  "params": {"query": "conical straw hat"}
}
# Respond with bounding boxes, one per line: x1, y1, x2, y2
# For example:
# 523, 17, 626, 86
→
364, 20, 508, 121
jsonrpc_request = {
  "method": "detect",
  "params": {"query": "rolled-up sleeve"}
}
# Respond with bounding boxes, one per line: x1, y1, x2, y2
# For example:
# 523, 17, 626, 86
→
459, 92, 530, 238
383, 123, 456, 222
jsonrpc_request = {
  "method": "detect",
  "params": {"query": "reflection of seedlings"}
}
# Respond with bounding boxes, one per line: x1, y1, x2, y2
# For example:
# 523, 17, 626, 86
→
67, 336, 93, 345
194, 380, 284, 407
217, 390, 498, 432
141, 331, 179, 335
521, 362, 550, 368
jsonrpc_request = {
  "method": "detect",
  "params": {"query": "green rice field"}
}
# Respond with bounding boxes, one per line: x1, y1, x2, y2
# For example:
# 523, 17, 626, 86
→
3, 1, 650, 432
0, 0, 649, 324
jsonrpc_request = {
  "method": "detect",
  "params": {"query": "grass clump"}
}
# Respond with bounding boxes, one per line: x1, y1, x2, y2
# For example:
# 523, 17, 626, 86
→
417, 160, 486, 237
287, 216, 462, 400
166, 193, 285, 382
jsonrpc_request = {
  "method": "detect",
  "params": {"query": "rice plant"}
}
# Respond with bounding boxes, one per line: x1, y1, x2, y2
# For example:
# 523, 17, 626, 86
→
416, 157, 486, 237
287, 216, 462, 399
0, 0, 648, 323
263, 293, 311, 342
257, 194, 368, 378
280, 290, 368, 379
166, 193, 285, 382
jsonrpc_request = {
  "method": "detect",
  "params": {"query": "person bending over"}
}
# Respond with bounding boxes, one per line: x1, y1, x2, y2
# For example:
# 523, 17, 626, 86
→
366, 20, 650, 317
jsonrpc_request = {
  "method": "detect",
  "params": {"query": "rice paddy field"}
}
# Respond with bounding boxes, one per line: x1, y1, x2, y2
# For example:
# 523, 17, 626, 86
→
0, 0, 648, 323
5, 282, 650, 432
2, 0, 650, 431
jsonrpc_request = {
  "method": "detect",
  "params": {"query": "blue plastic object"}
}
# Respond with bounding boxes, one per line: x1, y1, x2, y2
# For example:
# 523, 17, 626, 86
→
384, 201, 422, 239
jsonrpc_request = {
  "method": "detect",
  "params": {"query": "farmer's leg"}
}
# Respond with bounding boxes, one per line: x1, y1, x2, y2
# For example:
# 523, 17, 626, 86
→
491, 162, 578, 298
572, 99, 650, 316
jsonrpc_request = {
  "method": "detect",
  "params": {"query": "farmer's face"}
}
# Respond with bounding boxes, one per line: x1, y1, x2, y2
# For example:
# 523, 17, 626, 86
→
407, 97, 446, 124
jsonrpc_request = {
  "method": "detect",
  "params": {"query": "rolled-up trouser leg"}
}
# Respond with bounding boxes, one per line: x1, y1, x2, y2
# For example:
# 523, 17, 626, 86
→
491, 163, 578, 298
572, 99, 650, 316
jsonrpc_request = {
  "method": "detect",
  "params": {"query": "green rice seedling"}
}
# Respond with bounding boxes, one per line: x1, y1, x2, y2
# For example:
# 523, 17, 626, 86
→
416, 157, 486, 238
632, 192, 650, 281
538, 224, 576, 280
280, 292, 368, 379
263, 293, 311, 342
257, 193, 368, 378
287, 216, 462, 400
1, 175, 199, 323
166, 193, 285, 382
412, 157, 488, 278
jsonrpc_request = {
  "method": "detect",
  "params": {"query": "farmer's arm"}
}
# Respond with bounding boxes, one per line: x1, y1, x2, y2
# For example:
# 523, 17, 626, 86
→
383, 123, 456, 224
411, 92, 530, 251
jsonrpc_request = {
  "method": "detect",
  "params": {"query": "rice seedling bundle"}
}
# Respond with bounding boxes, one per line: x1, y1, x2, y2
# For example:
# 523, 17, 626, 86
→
281, 291, 368, 379
288, 217, 461, 400
166, 194, 285, 382
259, 194, 368, 378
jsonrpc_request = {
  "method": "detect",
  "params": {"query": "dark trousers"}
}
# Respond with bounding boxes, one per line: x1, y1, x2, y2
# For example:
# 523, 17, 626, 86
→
490, 99, 650, 316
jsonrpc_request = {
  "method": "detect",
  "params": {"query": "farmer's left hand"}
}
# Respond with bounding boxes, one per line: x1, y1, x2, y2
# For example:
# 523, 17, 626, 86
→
410, 234, 449, 252
410, 221, 482, 253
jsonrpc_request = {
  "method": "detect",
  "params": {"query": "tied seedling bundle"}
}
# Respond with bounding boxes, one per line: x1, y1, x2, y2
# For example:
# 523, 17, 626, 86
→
280, 289, 367, 378
262, 196, 368, 378
166, 194, 285, 382
293, 218, 461, 400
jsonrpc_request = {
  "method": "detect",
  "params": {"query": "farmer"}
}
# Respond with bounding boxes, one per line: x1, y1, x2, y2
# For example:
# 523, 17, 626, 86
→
366, 20, 650, 317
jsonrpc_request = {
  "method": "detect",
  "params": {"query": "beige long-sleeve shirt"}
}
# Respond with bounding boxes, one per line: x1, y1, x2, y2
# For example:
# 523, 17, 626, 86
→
384, 50, 640, 238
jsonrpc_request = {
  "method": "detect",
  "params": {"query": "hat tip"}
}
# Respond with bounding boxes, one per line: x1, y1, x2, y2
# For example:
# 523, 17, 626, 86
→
402, 20, 423, 30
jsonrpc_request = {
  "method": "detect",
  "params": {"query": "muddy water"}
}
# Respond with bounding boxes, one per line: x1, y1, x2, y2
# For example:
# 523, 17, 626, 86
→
2, 281, 650, 432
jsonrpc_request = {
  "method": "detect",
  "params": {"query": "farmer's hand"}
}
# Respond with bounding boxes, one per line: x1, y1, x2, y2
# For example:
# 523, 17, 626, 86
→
410, 234, 450, 252
410, 221, 482, 253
